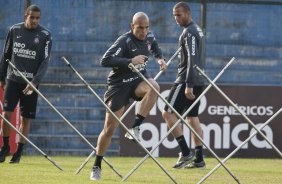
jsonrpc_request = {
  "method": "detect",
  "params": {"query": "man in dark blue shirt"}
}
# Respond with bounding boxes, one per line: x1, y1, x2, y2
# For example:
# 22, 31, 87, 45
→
90, 12, 166, 181
162, 2, 206, 169
0, 5, 52, 164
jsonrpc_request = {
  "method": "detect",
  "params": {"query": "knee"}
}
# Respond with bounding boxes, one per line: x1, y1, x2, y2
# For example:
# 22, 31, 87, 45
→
162, 111, 171, 121
150, 80, 160, 92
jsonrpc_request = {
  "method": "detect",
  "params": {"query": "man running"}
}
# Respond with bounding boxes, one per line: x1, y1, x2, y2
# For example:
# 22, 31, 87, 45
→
90, 12, 166, 180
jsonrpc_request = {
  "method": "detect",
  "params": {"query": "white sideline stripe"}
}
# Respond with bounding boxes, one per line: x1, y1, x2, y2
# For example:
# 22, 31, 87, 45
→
168, 84, 182, 113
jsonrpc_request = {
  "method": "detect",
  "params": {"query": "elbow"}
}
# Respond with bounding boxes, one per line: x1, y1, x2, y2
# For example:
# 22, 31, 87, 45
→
100, 59, 107, 67
100, 57, 111, 67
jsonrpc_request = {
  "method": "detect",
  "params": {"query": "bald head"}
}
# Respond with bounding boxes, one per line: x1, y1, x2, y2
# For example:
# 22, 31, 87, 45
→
131, 12, 149, 40
132, 12, 149, 24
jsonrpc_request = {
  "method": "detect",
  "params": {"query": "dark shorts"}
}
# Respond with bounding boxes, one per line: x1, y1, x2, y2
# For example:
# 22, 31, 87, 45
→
3, 80, 38, 119
164, 84, 204, 117
104, 78, 144, 112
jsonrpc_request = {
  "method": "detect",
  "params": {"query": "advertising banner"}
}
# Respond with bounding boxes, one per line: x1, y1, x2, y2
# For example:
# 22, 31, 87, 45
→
120, 85, 282, 158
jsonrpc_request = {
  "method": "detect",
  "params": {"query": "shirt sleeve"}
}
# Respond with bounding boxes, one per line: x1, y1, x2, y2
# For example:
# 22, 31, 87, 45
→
100, 36, 131, 68
184, 31, 199, 88
31, 33, 52, 86
0, 27, 13, 81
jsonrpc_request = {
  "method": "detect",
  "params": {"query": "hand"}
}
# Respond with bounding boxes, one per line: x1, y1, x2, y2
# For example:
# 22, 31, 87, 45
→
0, 81, 5, 91
158, 59, 167, 71
23, 83, 34, 95
131, 55, 148, 65
185, 87, 195, 100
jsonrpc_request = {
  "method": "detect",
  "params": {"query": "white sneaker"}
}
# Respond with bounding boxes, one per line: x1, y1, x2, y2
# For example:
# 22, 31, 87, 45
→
124, 126, 141, 142
90, 166, 101, 181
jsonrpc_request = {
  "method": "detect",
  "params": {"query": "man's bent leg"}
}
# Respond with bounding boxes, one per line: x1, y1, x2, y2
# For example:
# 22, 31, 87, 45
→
162, 111, 194, 169
162, 111, 183, 138
135, 79, 159, 117
125, 79, 159, 141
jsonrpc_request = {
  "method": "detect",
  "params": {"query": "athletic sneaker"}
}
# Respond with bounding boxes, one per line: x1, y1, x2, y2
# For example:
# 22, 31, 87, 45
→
185, 160, 206, 169
90, 166, 101, 180
0, 146, 10, 163
124, 126, 141, 142
9, 150, 22, 164
173, 152, 195, 169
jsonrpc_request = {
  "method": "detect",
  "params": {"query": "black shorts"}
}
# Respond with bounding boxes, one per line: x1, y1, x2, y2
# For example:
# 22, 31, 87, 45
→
104, 78, 144, 112
3, 80, 38, 119
164, 84, 204, 117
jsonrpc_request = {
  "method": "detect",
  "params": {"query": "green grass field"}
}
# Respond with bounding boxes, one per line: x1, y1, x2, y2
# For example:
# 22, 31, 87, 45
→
0, 156, 281, 184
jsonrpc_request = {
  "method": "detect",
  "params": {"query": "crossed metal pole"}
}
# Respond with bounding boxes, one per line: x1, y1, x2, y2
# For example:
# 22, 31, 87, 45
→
0, 114, 63, 171
195, 66, 282, 183
70, 47, 182, 174
198, 107, 282, 183
62, 57, 178, 184
7, 61, 122, 178
195, 66, 282, 157
122, 57, 237, 181
128, 57, 241, 184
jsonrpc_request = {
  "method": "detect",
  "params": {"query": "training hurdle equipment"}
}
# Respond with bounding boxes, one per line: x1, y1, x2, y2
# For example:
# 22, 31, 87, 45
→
0, 114, 63, 170
195, 66, 282, 184
128, 58, 241, 184
7, 60, 122, 178
198, 107, 282, 183
62, 57, 178, 184
195, 65, 282, 157
122, 57, 236, 181
73, 47, 182, 174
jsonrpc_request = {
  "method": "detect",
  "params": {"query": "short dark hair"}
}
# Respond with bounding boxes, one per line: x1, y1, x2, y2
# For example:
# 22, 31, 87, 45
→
173, 2, 190, 12
25, 5, 41, 15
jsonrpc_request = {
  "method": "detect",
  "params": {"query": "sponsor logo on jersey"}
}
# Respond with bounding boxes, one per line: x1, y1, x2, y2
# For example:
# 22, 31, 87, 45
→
34, 37, 40, 44
191, 36, 196, 56
45, 41, 50, 59
12, 68, 34, 79
134, 60, 148, 72
122, 60, 148, 83
13, 42, 36, 59
122, 76, 139, 83
112, 47, 121, 56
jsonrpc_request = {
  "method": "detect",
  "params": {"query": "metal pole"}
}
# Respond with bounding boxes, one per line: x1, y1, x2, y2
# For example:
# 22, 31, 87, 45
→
195, 66, 282, 157
198, 107, 282, 184
128, 59, 240, 184
0, 114, 63, 171
122, 57, 236, 181
6, 60, 122, 178
62, 57, 178, 184
73, 47, 181, 174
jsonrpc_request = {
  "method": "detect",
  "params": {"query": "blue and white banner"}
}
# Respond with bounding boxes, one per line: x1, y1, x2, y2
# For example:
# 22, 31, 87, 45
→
120, 85, 282, 158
